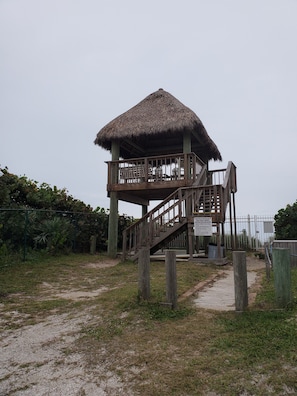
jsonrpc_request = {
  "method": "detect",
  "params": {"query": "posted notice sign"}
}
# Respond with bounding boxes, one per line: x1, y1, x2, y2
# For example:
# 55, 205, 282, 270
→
194, 216, 213, 236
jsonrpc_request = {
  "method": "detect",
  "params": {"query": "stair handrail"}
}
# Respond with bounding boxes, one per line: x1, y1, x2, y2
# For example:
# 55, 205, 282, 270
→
220, 161, 237, 221
122, 164, 208, 259
122, 161, 237, 259
222, 161, 237, 191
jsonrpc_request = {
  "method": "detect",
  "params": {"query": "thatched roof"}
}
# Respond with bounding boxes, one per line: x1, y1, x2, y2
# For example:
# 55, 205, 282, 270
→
94, 88, 222, 161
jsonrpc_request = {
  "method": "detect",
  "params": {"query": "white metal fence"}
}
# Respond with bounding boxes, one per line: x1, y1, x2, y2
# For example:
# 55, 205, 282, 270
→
168, 214, 275, 251
224, 214, 275, 250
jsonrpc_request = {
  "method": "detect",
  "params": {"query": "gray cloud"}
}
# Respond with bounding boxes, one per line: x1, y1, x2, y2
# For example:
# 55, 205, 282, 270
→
1, 0, 296, 217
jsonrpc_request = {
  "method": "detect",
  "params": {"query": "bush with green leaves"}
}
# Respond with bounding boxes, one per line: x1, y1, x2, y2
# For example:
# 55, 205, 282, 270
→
0, 166, 93, 212
34, 216, 74, 254
0, 167, 134, 255
274, 200, 297, 240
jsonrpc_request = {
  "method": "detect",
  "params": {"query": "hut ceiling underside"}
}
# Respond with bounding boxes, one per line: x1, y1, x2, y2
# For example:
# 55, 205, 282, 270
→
106, 132, 219, 162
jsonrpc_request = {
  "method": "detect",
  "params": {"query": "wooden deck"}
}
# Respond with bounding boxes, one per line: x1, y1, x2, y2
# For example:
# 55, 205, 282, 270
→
106, 152, 205, 202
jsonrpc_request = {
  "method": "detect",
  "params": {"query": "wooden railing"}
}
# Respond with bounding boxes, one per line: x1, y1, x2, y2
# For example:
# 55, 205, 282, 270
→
106, 152, 205, 186
122, 161, 237, 259
196, 162, 237, 222
122, 165, 208, 259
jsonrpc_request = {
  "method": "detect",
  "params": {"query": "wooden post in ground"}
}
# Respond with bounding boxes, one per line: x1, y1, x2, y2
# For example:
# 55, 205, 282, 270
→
107, 141, 119, 258
108, 191, 118, 258
187, 223, 194, 260
233, 251, 248, 311
272, 248, 291, 308
138, 248, 150, 300
166, 250, 177, 309
90, 235, 96, 255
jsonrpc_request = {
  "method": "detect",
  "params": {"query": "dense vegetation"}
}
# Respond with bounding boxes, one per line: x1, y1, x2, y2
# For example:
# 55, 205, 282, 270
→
0, 167, 134, 256
274, 200, 297, 240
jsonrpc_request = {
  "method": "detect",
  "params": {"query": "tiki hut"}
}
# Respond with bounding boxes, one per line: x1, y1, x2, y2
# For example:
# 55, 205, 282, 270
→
94, 88, 222, 163
94, 88, 233, 259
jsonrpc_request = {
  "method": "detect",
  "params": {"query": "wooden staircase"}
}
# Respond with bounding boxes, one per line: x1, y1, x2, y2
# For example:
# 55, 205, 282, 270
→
122, 162, 236, 260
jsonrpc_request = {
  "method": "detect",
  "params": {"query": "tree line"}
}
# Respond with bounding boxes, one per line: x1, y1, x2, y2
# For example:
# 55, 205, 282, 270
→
0, 167, 134, 255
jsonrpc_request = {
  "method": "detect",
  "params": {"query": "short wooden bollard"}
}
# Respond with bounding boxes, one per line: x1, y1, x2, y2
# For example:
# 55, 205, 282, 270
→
272, 248, 291, 308
233, 251, 248, 311
138, 248, 150, 300
166, 250, 177, 309
90, 235, 97, 255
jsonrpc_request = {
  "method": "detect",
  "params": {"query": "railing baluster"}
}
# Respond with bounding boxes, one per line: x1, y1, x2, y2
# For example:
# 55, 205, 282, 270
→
121, 161, 236, 258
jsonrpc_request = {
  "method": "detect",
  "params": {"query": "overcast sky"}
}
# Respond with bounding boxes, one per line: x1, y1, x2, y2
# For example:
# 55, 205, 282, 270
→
1, 0, 296, 218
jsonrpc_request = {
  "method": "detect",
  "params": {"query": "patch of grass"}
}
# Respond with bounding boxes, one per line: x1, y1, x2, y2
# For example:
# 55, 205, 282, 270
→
255, 266, 297, 310
78, 265, 297, 395
206, 310, 297, 394
2, 253, 297, 395
82, 317, 127, 340
214, 310, 297, 364
17, 298, 73, 315
255, 277, 277, 308
141, 301, 195, 321
0, 252, 125, 321
0, 253, 112, 293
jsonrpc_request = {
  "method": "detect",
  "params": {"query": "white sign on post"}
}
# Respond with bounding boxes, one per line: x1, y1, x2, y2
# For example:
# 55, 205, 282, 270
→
263, 221, 274, 233
194, 217, 213, 236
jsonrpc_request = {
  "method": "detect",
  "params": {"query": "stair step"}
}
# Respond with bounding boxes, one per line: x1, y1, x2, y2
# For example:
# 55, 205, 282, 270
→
122, 163, 234, 259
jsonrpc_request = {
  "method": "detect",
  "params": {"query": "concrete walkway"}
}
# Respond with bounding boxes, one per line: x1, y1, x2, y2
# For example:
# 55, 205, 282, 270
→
193, 257, 265, 311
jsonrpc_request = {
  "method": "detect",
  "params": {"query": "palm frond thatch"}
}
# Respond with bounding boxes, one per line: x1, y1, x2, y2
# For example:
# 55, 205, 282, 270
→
94, 88, 222, 161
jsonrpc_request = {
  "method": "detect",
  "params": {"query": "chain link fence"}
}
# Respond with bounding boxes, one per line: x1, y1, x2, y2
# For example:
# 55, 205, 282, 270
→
0, 208, 275, 261
0, 208, 133, 260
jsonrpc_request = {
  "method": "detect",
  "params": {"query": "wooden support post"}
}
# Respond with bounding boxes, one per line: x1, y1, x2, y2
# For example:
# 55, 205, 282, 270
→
183, 131, 191, 153
90, 235, 96, 255
232, 192, 238, 250
272, 248, 291, 308
187, 223, 194, 259
183, 132, 191, 181
166, 250, 177, 309
108, 191, 118, 258
108, 141, 119, 258
138, 248, 150, 300
233, 251, 248, 311
229, 200, 234, 250
141, 220, 149, 247
142, 205, 148, 217
217, 223, 222, 259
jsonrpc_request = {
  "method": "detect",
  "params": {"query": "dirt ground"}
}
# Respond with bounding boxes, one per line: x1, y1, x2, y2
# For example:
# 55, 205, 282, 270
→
0, 259, 124, 396
0, 256, 265, 395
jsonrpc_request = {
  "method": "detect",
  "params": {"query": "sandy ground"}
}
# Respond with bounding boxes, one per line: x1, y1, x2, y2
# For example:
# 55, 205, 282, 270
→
0, 259, 125, 396
0, 256, 265, 395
